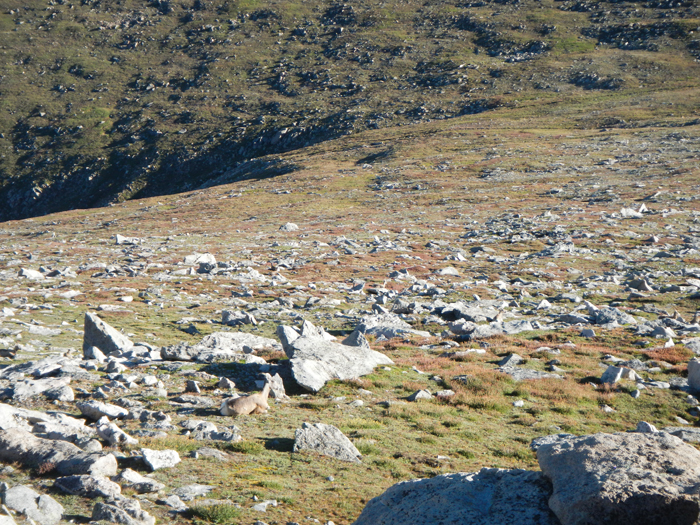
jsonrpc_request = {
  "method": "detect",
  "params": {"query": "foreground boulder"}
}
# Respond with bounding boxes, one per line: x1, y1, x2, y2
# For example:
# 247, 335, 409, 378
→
83, 312, 133, 356
537, 432, 700, 525
3, 485, 64, 525
294, 422, 361, 463
54, 475, 122, 499
353, 468, 558, 525
280, 322, 393, 392
0, 428, 117, 476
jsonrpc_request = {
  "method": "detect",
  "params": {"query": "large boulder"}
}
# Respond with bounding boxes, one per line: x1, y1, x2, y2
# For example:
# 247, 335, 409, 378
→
537, 432, 700, 525
0, 428, 117, 476
160, 332, 278, 363
294, 422, 361, 463
352, 468, 558, 525
3, 485, 64, 525
83, 312, 133, 356
283, 325, 393, 392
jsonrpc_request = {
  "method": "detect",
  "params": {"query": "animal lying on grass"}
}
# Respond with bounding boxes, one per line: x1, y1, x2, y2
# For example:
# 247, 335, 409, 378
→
220, 383, 271, 417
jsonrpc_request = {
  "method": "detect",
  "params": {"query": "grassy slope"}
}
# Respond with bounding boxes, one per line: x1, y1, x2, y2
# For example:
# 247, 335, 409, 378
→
0, 0, 698, 220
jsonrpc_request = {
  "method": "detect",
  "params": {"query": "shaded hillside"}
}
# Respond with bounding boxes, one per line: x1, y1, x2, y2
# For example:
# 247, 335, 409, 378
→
0, 0, 698, 220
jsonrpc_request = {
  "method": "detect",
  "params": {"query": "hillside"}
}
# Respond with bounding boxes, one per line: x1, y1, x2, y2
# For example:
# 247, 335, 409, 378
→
0, 0, 699, 220
0, 112, 699, 522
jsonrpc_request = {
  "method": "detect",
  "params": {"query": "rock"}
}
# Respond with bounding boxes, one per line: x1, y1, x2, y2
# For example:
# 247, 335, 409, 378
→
84, 345, 107, 362
18, 268, 45, 281
688, 358, 700, 393
684, 339, 700, 354
45, 384, 74, 402
498, 353, 523, 367
170, 484, 213, 501
530, 434, 576, 451
636, 421, 659, 433
161, 332, 278, 363
580, 328, 596, 338
11, 377, 71, 402
253, 499, 278, 512
3, 485, 63, 525
470, 320, 534, 339
171, 395, 215, 407
537, 432, 700, 525
92, 497, 156, 525
594, 307, 637, 326
97, 421, 139, 447
141, 448, 181, 471
115, 234, 141, 245
498, 367, 563, 381
407, 390, 432, 401
276, 325, 301, 353
159, 494, 188, 511
285, 328, 394, 392
83, 313, 133, 356
261, 372, 287, 399
352, 468, 558, 525
191, 447, 232, 462
114, 468, 165, 493
661, 427, 700, 444
0, 428, 117, 476
77, 400, 129, 420
350, 313, 431, 340
183, 253, 216, 265
436, 266, 460, 276
54, 474, 122, 499
279, 222, 299, 232
294, 422, 361, 463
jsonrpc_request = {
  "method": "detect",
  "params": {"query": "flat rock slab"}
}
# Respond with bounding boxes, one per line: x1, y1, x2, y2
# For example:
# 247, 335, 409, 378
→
4, 485, 64, 525
294, 422, 361, 463
498, 367, 563, 381
537, 432, 700, 525
0, 428, 117, 477
470, 320, 534, 339
171, 484, 213, 501
352, 468, 558, 525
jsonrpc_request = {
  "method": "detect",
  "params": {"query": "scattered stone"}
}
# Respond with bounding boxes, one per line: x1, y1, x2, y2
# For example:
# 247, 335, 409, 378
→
114, 468, 165, 493
3, 485, 63, 525
92, 497, 155, 525
141, 448, 181, 471
293, 422, 361, 463
407, 390, 432, 401
83, 312, 133, 356
54, 474, 122, 499
0, 428, 117, 476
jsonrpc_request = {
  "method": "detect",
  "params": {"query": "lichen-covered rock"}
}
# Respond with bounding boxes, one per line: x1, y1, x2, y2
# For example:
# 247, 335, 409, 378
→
537, 432, 700, 525
353, 468, 558, 525
294, 422, 361, 463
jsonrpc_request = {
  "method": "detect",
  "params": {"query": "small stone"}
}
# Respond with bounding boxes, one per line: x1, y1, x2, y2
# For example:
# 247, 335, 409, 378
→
141, 448, 181, 471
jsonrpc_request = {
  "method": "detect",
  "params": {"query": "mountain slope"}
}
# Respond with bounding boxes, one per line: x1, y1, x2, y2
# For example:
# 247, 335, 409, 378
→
0, 0, 698, 220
